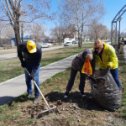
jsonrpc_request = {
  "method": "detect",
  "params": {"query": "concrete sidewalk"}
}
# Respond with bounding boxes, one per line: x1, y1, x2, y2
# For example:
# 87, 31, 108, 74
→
0, 55, 75, 105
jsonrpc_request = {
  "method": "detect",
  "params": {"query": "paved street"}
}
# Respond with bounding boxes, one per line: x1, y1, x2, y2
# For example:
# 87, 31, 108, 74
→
0, 46, 63, 60
0, 55, 75, 105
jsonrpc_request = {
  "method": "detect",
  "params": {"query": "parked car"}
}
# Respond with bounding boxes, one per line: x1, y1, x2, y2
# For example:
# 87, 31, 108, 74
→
64, 41, 78, 46
41, 43, 53, 48
64, 42, 73, 46
64, 38, 78, 46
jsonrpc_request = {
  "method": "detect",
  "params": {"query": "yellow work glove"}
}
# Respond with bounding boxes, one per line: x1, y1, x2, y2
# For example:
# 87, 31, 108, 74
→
106, 62, 113, 68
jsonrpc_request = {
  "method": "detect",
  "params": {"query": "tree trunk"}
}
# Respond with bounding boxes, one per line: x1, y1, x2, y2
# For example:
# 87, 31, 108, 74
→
78, 31, 82, 48
14, 29, 20, 46
13, 20, 21, 46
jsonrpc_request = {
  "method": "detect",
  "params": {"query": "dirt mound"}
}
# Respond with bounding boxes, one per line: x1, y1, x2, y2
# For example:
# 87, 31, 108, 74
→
20, 91, 126, 126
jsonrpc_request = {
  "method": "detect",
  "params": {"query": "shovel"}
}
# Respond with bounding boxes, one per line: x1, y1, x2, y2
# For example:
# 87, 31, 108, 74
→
25, 68, 58, 118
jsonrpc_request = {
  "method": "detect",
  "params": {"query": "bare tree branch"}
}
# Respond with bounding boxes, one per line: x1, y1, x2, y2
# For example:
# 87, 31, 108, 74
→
59, 0, 104, 47
2, 0, 14, 26
0, 0, 51, 46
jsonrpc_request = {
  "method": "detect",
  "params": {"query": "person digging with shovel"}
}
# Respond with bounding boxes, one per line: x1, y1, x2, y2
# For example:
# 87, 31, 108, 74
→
18, 40, 42, 103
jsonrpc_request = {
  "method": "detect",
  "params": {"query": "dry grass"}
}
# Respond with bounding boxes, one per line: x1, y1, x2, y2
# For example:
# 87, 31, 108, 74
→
0, 48, 16, 54
0, 69, 125, 126
1, 44, 125, 126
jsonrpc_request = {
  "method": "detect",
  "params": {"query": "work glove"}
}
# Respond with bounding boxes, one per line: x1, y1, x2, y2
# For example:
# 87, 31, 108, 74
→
21, 62, 26, 68
25, 69, 33, 80
106, 62, 113, 68
29, 75, 33, 80
29, 72, 34, 80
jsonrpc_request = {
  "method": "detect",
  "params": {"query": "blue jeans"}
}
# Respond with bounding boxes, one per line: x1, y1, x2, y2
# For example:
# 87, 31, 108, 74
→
110, 68, 122, 89
25, 66, 40, 97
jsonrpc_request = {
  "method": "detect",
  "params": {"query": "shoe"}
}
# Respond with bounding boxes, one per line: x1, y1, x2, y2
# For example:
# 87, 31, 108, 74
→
80, 92, 86, 98
34, 96, 41, 104
27, 94, 33, 99
64, 92, 69, 99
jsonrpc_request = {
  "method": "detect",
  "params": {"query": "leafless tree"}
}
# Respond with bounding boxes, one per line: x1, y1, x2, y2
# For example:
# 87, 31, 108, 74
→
0, 22, 6, 46
30, 23, 45, 42
89, 20, 109, 40
60, 0, 104, 47
51, 26, 64, 43
0, 22, 5, 39
120, 32, 126, 38
3, 25, 14, 39
0, 0, 51, 46
51, 25, 76, 43
0, 21, 14, 47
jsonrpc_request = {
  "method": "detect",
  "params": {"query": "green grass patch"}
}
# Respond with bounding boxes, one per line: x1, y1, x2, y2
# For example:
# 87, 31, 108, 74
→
0, 47, 84, 83
0, 104, 21, 126
41, 68, 79, 93
0, 60, 125, 125
118, 54, 126, 119
0, 68, 81, 126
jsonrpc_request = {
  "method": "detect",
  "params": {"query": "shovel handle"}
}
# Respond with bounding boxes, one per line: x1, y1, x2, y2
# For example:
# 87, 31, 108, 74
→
32, 80, 50, 108
24, 68, 50, 109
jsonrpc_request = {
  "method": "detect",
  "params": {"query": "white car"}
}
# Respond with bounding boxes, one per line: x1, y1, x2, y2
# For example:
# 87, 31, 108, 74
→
64, 41, 78, 46
41, 43, 53, 48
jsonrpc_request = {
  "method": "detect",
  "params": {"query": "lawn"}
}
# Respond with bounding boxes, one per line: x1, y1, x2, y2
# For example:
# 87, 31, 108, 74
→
0, 44, 126, 126
117, 53, 126, 119
0, 46, 87, 83
0, 67, 126, 126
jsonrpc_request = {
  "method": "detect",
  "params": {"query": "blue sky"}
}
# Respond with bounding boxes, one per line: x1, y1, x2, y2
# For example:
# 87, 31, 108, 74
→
1, 0, 126, 35
102, 0, 126, 31
25, 0, 126, 35
45, 0, 126, 34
